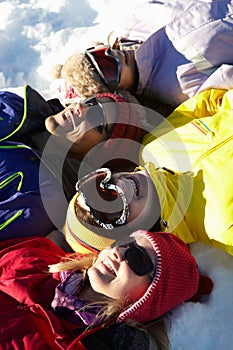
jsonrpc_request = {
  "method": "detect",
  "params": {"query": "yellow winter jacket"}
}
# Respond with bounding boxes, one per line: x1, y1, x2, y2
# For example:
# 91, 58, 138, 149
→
140, 89, 233, 255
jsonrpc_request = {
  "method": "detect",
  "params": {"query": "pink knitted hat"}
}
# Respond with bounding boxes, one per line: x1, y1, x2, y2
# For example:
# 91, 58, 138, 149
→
85, 93, 146, 170
117, 230, 213, 323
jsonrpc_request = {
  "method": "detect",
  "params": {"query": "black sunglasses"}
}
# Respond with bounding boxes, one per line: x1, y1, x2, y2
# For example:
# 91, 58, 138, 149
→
84, 96, 110, 138
118, 241, 155, 277
85, 45, 121, 93
76, 168, 129, 229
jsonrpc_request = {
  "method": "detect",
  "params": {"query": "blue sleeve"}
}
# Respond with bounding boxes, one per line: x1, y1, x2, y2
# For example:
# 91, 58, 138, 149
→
0, 90, 24, 141
0, 141, 67, 240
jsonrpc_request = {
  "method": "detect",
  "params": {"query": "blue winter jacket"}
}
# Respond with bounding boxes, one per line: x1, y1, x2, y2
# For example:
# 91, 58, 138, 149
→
0, 142, 67, 239
0, 83, 69, 239
0, 85, 63, 142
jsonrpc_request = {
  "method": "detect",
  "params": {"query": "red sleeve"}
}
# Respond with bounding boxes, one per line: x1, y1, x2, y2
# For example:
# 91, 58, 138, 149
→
0, 236, 65, 307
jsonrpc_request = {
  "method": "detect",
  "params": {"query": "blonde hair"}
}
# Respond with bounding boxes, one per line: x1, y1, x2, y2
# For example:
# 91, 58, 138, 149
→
49, 253, 134, 324
48, 252, 96, 273
61, 53, 109, 99
49, 253, 169, 349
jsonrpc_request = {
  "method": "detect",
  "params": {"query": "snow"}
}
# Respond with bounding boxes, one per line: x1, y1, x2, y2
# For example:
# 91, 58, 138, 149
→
1, 1, 233, 348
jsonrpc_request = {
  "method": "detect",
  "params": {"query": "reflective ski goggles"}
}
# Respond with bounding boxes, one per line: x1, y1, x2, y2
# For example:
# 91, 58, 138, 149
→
118, 241, 155, 277
85, 45, 121, 92
83, 96, 110, 137
76, 168, 129, 229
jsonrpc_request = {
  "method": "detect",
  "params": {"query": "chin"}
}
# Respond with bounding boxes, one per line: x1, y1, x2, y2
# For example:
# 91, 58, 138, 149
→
45, 116, 55, 134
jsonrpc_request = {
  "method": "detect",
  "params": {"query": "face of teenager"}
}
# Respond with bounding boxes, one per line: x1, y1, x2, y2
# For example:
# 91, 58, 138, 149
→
44, 97, 117, 159
88, 235, 155, 301
76, 168, 160, 232
110, 49, 137, 91
111, 169, 158, 227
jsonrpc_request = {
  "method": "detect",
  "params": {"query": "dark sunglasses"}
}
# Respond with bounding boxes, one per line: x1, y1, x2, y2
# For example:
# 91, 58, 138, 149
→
85, 45, 121, 93
84, 96, 110, 137
118, 241, 155, 277
76, 168, 129, 229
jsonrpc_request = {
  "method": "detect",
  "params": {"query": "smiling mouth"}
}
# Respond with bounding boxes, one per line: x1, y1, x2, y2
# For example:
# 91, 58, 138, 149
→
62, 112, 73, 126
102, 259, 116, 276
128, 178, 138, 196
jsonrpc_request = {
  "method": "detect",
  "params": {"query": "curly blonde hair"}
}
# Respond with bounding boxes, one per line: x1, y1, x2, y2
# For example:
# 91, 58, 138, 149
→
61, 53, 109, 99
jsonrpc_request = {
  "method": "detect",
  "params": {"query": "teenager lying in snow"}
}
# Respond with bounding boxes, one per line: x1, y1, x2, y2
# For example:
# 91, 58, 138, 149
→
58, 0, 233, 112
0, 231, 212, 350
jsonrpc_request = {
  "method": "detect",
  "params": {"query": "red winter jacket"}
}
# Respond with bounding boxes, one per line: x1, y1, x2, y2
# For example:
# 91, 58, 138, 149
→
0, 237, 151, 350
0, 236, 93, 349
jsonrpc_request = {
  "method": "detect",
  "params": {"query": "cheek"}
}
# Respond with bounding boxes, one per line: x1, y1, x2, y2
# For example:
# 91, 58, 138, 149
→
68, 129, 105, 156
117, 277, 150, 302
127, 187, 158, 229
114, 268, 150, 301
78, 128, 106, 148
119, 65, 135, 90
87, 266, 107, 294
128, 198, 147, 223
88, 264, 150, 302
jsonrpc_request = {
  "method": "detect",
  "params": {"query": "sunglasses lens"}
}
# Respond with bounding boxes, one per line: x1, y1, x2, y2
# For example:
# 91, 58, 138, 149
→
94, 173, 124, 223
86, 106, 105, 134
124, 243, 154, 276
84, 97, 106, 134
78, 170, 125, 225
87, 47, 120, 86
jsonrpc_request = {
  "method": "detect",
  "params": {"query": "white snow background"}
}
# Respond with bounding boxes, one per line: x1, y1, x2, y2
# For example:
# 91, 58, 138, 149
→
0, 1, 233, 349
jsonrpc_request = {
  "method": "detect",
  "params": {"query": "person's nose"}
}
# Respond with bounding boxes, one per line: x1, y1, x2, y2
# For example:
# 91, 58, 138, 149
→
111, 49, 124, 63
110, 246, 125, 262
72, 102, 85, 118
77, 101, 86, 110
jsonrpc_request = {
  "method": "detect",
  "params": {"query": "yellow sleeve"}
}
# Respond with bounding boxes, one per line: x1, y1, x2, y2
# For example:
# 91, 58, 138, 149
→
143, 88, 229, 145
192, 88, 233, 117
171, 88, 233, 120
143, 88, 233, 144
145, 88, 233, 137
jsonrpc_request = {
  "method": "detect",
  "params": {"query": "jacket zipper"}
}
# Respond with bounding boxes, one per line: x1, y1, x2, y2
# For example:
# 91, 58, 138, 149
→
193, 135, 233, 168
